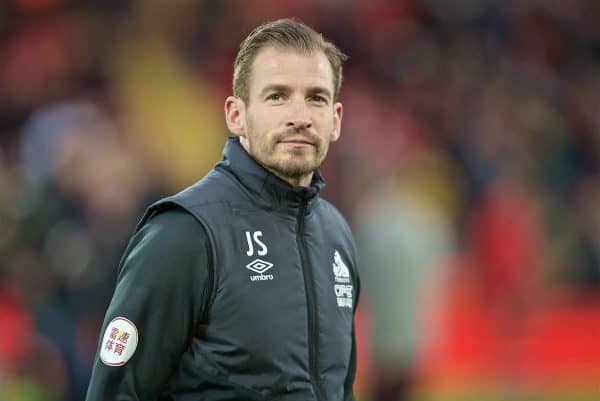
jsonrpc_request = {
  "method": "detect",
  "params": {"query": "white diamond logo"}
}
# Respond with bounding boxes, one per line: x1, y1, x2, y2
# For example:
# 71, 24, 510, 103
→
245, 258, 273, 274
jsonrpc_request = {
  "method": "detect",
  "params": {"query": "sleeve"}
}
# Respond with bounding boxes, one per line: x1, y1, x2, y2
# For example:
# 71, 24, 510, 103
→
85, 208, 212, 401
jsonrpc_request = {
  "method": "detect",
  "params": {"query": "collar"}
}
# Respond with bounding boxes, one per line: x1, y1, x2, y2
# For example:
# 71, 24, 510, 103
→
216, 136, 325, 211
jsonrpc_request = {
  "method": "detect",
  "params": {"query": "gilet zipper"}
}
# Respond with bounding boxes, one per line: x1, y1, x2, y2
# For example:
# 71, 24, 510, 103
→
297, 201, 326, 401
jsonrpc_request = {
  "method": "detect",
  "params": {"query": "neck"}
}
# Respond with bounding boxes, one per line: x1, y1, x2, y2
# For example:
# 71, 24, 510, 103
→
265, 167, 313, 188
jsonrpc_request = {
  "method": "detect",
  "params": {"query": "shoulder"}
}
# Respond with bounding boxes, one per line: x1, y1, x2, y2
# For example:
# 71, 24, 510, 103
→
117, 208, 212, 279
145, 207, 203, 228
315, 197, 358, 268
135, 208, 210, 253
170, 168, 242, 208
316, 198, 355, 243
136, 169, 240, 231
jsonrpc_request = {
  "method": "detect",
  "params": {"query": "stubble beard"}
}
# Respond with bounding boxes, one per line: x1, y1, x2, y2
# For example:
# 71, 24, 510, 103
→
246, 122, 329, 182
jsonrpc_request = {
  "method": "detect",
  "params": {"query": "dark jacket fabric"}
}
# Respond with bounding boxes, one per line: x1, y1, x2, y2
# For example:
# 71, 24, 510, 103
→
86, 136, 360, 401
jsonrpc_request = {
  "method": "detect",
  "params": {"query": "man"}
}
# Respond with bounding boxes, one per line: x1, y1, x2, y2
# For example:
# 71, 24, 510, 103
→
86, 18, 359, 401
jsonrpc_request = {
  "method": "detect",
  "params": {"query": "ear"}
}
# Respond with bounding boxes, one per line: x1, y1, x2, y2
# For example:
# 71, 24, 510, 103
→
225, 96, 246, 136
330, 102, 343, 142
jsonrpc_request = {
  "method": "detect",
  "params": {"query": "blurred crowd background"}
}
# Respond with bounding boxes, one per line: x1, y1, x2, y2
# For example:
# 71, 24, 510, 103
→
1, 0, 600, 400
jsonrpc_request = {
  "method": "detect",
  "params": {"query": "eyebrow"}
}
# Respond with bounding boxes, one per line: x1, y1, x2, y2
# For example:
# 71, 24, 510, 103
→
306, 86, 332, 100
259, 84, 332, 100
259, 84, 290, 98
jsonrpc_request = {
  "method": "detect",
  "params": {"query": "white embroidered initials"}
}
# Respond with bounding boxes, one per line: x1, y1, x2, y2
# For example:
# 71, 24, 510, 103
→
245, 231, 268, 256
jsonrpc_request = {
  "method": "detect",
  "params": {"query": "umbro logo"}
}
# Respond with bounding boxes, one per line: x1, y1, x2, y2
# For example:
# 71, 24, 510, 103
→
247, 258, 274, 281
246, 259, 273, 274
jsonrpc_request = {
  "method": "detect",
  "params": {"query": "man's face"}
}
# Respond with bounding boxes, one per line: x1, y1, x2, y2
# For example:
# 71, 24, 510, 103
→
229, 46, 342, 185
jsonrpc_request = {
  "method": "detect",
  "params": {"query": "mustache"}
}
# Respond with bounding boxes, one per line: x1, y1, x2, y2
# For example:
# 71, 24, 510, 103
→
273, 128, 320, 144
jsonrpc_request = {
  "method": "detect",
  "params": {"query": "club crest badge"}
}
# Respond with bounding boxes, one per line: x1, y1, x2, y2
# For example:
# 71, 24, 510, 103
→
332, 250, 353, 308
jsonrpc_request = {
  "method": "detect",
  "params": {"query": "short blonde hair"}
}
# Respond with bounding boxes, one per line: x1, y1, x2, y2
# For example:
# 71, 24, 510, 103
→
233, 18, 348, 104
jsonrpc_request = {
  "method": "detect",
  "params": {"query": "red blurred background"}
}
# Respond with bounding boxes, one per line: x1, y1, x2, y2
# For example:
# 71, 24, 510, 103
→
1, 1, 599, 400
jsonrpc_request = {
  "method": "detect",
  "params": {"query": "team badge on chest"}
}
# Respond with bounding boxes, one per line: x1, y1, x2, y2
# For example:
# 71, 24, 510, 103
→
332, 250, 353, 308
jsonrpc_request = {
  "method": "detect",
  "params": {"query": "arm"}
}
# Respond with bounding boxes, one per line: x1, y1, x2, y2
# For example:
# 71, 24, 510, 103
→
85, 209, 212, 401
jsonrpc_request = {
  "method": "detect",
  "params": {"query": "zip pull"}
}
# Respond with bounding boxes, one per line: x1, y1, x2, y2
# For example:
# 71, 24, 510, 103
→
298, 200, 308, 218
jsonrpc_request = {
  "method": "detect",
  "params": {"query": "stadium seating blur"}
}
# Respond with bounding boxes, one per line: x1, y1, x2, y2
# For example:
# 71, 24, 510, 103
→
1, 1, 599, 400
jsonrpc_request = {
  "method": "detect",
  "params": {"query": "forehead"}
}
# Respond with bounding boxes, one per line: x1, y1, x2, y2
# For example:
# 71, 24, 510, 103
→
249, 46, 334, 95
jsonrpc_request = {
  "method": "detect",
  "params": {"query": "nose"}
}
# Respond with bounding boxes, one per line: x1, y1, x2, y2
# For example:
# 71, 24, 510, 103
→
286, 99, 312, 130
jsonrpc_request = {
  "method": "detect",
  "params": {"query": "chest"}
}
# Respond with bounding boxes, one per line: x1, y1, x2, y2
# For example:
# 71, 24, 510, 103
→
204, 208, 355, 357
